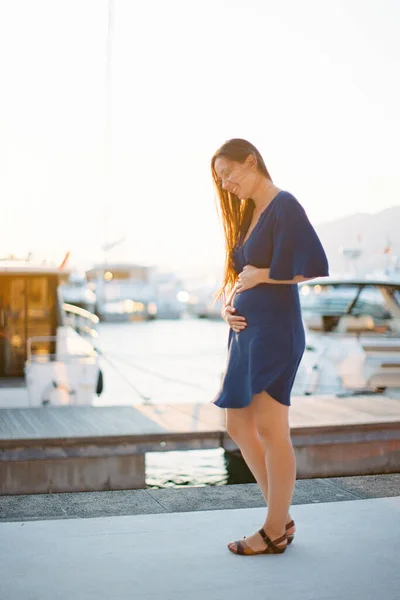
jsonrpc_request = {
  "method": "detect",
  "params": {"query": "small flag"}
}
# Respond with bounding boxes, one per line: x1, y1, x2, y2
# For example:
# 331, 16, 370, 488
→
59, 251, 71, 268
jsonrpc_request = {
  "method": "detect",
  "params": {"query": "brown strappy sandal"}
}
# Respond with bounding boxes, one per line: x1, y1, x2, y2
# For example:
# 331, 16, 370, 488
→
286, 520, 296, 545
228, 528, 288, 556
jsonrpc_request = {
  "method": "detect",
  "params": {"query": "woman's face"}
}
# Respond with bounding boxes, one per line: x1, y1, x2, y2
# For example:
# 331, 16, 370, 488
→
214, 155, 256, 199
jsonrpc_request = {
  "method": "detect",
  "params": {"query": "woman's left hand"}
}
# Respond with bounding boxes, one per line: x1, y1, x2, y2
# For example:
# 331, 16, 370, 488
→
236, 265, 263, 293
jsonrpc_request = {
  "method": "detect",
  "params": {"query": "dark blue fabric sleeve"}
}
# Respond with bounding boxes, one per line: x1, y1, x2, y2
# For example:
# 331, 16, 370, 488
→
269, 195, 329, 281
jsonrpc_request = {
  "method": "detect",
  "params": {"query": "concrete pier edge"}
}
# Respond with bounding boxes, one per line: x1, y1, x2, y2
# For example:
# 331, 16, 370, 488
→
1, 473, 399, 523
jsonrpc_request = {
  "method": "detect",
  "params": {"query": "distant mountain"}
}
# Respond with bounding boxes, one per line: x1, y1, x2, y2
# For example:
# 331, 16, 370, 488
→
315, 206, 400, 275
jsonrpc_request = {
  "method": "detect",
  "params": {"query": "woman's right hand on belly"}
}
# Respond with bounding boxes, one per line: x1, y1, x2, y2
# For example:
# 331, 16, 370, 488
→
222, 304, 247, 333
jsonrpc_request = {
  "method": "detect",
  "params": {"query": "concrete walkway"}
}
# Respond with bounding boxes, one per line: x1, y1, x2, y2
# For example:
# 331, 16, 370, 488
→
1, 494, 399, 600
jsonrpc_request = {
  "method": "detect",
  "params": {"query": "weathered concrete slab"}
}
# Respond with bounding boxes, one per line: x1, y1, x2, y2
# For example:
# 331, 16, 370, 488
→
1, 475, 399, 523
0, 491, 68, 521
329, 473, 400, 499
146, 478, 360, 513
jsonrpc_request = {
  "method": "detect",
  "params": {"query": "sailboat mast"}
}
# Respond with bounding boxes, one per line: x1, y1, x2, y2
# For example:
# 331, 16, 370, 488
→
104, 0, 114, 264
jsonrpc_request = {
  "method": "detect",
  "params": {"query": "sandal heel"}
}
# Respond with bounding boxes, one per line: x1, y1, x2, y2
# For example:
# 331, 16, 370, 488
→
286, 520, 295, 545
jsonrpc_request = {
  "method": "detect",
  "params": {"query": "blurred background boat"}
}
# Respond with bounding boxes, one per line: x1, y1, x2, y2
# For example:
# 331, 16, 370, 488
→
86, 262, 188, 322
297, 275, 400, 396
59, 269, 96, 313
186, 286, 223, 319
0, 258, 103, 408
86, 262, 158, 322
151, 271, 188, 319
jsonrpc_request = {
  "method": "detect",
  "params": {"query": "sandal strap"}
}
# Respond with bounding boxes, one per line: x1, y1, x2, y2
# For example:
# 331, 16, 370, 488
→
286, 520, 295, 530
258, 527, 287, 550
236, 541, 245, 555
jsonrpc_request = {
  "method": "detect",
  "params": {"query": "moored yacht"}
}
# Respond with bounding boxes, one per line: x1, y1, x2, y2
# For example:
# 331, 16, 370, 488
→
151, 271, 187, 319
59, 270, 96, 314
295, 275, 400, 395
0, 260, 102, 408
86, 263, 157, 321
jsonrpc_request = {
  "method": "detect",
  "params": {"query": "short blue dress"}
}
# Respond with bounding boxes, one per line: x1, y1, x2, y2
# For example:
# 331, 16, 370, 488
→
212, 191, 329, 409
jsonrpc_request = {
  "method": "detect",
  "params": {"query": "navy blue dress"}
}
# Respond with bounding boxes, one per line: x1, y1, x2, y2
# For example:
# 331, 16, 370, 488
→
212, 191, 329, 409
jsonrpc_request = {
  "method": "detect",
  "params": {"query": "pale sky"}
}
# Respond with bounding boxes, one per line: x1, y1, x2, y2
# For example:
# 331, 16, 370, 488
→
1, 0, 399, 275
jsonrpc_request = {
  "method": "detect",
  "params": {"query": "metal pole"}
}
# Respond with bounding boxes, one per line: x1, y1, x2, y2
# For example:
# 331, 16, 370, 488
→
104, 0, 114, 264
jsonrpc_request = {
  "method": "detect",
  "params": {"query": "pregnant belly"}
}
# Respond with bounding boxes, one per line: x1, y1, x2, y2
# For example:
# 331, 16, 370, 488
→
232, 284, 300, 327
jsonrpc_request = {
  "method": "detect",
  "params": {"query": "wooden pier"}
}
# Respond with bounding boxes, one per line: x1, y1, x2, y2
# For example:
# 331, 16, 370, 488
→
1, 394, 400, 494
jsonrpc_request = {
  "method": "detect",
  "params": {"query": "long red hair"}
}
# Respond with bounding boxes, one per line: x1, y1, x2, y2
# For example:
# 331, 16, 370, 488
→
211, 138, 272, 302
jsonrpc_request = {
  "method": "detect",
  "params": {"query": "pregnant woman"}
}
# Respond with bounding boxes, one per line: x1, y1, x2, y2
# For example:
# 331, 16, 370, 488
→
211, 138, 329, 556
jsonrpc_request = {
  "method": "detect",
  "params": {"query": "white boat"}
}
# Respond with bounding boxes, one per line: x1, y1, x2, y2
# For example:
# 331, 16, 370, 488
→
186, 277, 224, 320
59, 269, 96, 313
151, 272, 187, 319
187, 287, 224, 319
86, 263, 157, 322
295, 275, 400, 396
0, 260, 103, 408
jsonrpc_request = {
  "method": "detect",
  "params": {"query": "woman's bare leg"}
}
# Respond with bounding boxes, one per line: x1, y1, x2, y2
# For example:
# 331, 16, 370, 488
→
225, 400, 295, 546
255, 392, 296, 536
227, 391, 296, 552
225, 405, 269, 504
